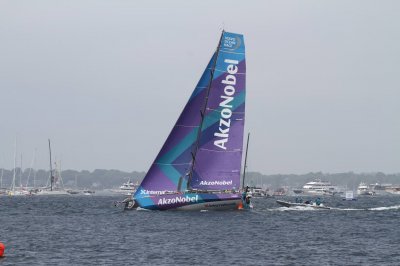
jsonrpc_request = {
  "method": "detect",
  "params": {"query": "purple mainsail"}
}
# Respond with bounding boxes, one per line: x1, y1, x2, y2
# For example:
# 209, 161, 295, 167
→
135, 32, 245, 197
189, 32, 246, 191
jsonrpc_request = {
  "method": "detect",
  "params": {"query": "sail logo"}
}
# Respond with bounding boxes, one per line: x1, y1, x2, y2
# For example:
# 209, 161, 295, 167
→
214, 59, 239, 150
199, 180, 233, 186
223, 36, 241, 50
140, 189, 166, 195
158, 195, 199, 205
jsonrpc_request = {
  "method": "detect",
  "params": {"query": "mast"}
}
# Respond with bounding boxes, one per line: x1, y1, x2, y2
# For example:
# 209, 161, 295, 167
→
0, 156, 3, 189
0, 154, 3, 188
57, 160, 65, 189
12, 137, 17, 193
33, 166, 37, 189
48, 139, 54, 191
19, 154, 22, 188
242, 132, 250, 189
26, 149, 36, 188
187, 31, 225, 190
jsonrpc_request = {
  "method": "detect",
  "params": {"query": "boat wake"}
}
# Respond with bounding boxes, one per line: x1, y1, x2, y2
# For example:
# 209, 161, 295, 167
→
365, 205, 400, 211
271, 206, 321, 211
136, 207, 150, 211
268, 205, 400, 212
332, 205, 400, 211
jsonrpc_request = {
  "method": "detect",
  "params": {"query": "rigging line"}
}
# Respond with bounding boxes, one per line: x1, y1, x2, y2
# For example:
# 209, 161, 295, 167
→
187, 31, 225, 190
242, 132, 250, 190
48, 139, 53, 191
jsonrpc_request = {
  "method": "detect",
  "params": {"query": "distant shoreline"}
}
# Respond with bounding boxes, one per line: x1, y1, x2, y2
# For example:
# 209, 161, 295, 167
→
1, 168, 399, 190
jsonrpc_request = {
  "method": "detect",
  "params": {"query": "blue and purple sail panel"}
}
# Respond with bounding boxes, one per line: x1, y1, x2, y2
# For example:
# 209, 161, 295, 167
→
134, 52, 217, 198
190, 32, 246, 191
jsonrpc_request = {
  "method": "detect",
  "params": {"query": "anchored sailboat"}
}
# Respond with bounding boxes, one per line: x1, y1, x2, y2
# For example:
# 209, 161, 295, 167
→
37, 139, 68, 195
132, 31, 248, 210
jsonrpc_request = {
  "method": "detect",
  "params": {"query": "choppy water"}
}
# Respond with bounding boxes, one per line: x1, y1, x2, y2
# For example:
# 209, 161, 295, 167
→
1, 195, 399, 265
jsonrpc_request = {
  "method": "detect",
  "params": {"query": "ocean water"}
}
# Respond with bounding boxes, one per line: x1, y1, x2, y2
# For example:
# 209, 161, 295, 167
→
1, 195, 399, 265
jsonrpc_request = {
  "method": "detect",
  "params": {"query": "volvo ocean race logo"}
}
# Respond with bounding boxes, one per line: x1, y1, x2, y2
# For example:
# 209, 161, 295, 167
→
199, 180, 233, 186
223, 36, 241, 50
157, 195, 199, 205
214, 59, 239, 150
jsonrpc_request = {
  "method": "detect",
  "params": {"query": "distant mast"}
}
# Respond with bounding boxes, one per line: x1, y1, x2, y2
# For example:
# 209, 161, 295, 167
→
0, 164, 3, 189
19, 154, 23, 188
48, 139, 54, 191
242, 132, 250, 189
25, 149, 37, 188
12, 138, 17, 193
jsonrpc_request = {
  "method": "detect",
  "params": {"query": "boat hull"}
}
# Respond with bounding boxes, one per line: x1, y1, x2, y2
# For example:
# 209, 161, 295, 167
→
135, 193, 243, 211
36, 190, 70, 196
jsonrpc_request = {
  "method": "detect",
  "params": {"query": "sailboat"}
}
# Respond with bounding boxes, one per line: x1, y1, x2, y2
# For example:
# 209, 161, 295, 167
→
131, 31, 249, 210
0, 167, 5, 195
37, 139, 69, 195
8, 138, 29, 196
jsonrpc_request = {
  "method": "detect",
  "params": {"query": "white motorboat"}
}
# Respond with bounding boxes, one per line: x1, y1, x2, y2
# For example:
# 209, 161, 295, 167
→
113, 179, 138, 196
7, 188, 32, 196
247, 186, 268, 198
300, 179, 338, 195
385, 186, 400, 195
357, 182, 375, 196
36, 187, 69, 195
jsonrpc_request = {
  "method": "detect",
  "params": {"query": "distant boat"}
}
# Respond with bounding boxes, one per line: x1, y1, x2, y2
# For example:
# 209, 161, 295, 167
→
66, 189, 79, 195
66, 175, 80, 195
129, 31, 250, 210
357, 182, 375, 196
8, 189, 31, 196
36, 189, 69, 196
273, 187, 288, 196
36, 140, 69, 196
83, 189, 95, 196
0, 167, 6, 195
299, 179, 339, 196
7, 138, 29, 196
343, 190, 357, 201
293, 188, 303, 194
385, 186, 400, 195
112, 178, 138, 196
247, 186, 268, 198
0, 188, 7, 196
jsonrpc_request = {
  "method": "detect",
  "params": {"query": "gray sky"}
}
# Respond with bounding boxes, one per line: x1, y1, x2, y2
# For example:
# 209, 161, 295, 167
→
1, 1, 399, 174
